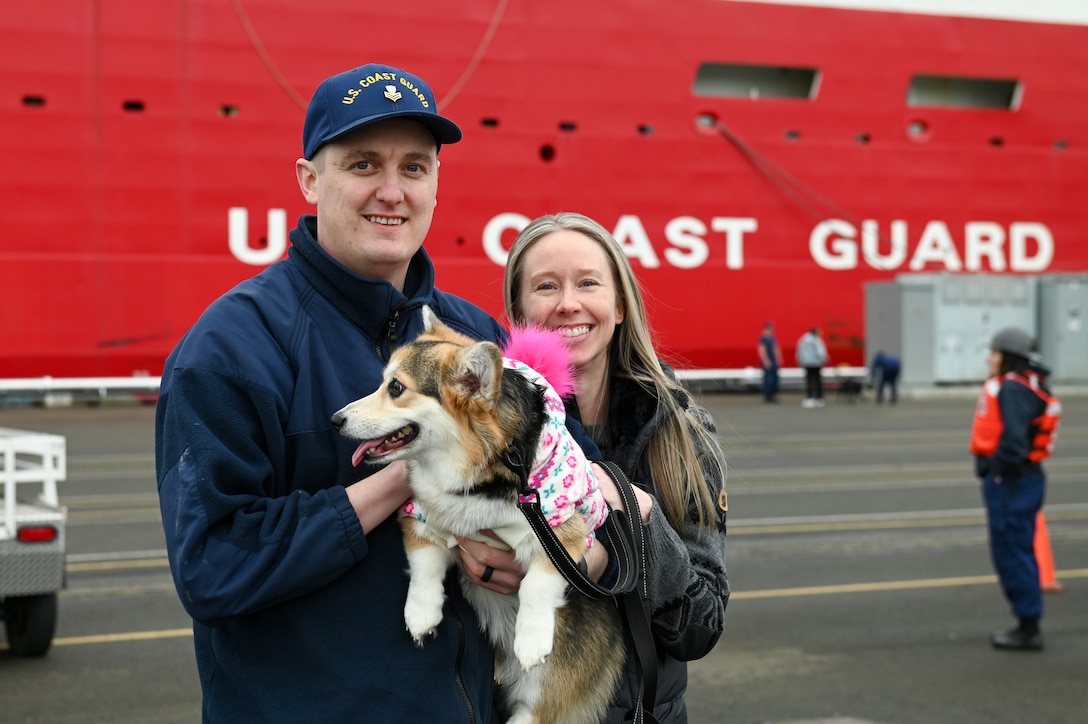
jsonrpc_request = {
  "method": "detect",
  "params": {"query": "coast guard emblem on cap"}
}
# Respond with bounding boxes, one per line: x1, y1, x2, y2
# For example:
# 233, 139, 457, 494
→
384, 85, 402, 103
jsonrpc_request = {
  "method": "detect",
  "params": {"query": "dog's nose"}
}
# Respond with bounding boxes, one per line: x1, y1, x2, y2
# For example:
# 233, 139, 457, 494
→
330, 411, 345, 430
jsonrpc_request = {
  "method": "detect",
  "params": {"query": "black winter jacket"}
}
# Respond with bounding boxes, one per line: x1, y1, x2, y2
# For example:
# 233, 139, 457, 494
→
574, 369, 730, 724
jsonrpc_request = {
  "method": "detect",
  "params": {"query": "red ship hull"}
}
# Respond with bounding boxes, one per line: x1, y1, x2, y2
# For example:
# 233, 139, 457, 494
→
2, 0, 1086, 377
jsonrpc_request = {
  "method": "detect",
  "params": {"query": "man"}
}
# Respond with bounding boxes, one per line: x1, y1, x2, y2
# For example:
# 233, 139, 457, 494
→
870, 350, 901, 405
796, 326, 829, 408
757, 321, 782, 403
155, 63, 512, 722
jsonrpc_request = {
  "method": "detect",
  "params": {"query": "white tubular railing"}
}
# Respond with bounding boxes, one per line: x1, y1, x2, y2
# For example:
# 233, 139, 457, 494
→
0, 427, 66, 540
0, 369, 872, 401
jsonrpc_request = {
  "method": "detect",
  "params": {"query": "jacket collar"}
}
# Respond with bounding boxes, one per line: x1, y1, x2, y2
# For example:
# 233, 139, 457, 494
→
287, 215, 436, 339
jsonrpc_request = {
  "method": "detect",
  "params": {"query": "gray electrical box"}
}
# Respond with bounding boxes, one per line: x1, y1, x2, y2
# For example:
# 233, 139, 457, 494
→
866, 274, 1037, 386
1037, 274, 1088, 383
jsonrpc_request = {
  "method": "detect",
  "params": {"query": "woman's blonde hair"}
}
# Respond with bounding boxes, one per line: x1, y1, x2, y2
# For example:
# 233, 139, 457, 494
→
503, 213, 722, 533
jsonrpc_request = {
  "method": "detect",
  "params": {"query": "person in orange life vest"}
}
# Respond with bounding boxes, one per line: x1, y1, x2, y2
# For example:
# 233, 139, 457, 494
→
1026, 351, 1064, 594
969, 327, 1061, 652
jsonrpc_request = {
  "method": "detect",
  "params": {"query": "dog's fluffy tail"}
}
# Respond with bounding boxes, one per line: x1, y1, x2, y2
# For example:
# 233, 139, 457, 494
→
502, 325, 576, 397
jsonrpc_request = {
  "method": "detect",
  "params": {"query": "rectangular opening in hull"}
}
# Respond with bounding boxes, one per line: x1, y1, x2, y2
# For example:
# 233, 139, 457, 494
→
693, 63, 819, 100
907, 75, 1021, 110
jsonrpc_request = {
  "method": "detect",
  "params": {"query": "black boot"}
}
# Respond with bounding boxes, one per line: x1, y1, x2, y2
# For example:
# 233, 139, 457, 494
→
991, 618, 1043, 651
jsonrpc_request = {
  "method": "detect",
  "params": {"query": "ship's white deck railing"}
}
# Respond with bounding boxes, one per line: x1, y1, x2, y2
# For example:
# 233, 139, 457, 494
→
0, 376, 162, 406
0, 367, 870, 403
0, 427, 67, 540
676, 366, 869, 386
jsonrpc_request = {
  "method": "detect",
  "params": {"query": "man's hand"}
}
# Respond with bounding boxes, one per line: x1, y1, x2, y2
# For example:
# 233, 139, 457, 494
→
345, 460, 412, 533
456, 531, 523, 594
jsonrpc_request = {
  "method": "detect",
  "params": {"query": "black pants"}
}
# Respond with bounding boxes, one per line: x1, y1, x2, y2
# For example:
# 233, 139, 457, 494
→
875, 369, 899, 404
804, 367, 823, 400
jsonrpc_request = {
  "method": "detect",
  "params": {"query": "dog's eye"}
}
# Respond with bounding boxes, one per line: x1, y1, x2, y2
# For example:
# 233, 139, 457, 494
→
388, 379, 405, 398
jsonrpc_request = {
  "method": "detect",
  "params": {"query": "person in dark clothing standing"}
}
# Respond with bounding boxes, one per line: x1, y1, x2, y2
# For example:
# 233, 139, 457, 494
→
758, 321, 783, 403
155, 63, 532, 723
870, 350, 901, 405
969, 327, 1061, 652
504, 213, 730, 724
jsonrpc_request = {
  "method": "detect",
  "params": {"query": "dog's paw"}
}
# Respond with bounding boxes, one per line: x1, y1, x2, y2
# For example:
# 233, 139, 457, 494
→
505, 711, 534, 724
407, 625, 438, 647
404, 599, 444, 644
513, 623, 553, 671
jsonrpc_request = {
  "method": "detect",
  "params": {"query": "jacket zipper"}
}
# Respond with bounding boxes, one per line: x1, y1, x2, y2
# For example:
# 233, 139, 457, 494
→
453, 608, 476, 724
376, 303, 427, 363
374, 309, 397, 363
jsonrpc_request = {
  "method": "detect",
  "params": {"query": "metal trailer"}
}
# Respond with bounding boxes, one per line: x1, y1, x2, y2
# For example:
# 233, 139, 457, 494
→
0, 427, 67, 657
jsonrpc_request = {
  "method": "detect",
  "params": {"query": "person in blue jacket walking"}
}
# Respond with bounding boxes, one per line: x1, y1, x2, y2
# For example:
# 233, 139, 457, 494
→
155, 63, 607, 723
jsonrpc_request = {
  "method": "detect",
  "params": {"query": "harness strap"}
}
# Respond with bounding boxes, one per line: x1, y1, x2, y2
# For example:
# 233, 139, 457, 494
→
509, 452, 658, 722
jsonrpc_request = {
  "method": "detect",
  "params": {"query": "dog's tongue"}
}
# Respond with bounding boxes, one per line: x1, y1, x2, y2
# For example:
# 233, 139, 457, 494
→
351, 440, 383, 467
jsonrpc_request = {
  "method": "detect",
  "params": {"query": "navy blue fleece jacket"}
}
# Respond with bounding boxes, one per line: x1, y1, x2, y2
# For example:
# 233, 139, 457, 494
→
155, 216, 509, 723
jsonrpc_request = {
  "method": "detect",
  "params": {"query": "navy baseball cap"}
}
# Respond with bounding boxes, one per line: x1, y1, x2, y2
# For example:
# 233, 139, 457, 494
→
302, 63, 462, 159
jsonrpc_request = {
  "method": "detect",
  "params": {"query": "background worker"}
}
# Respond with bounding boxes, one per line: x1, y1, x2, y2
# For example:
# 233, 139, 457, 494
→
796, 326, 829, 408
969, 327, 1060, 652
870, 350, 901, 405
758, 321, 783, 403
1028, 351, 1064, 595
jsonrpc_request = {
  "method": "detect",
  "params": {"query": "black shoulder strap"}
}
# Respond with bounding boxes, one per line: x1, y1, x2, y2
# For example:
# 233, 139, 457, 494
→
595, 460, 659, 723
512, 455, 658, 722
516, 470, 638, 599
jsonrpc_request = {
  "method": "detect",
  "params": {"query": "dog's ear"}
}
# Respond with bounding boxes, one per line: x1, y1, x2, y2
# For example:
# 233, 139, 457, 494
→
452, 342, 504, 408
421, 305, 439, 333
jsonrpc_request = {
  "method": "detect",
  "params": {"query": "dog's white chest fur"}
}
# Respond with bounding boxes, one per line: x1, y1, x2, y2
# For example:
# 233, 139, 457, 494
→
331, 310, 622, 723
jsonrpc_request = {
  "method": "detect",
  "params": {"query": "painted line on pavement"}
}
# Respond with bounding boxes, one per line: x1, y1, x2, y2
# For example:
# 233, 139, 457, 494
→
732, 568, 1088, 599
16, 569, 1084, 650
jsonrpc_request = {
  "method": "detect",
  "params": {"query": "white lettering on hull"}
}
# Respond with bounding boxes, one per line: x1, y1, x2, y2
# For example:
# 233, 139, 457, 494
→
810, 219, 1053, 272
228, 207, 288, 266
229, 208, 1054, 273
482, 214, 759, 269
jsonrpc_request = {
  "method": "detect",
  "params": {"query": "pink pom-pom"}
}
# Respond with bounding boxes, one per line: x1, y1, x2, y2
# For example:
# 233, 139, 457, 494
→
502, 325, 576, 397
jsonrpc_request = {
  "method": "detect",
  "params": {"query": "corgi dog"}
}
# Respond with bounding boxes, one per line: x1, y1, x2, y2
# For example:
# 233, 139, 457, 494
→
331, 307, 624, 724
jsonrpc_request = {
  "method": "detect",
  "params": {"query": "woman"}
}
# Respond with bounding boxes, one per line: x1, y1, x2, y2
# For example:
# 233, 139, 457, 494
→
970, 326, 1060, 651
504, 212, 729, 723
795, 326, 828, 408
